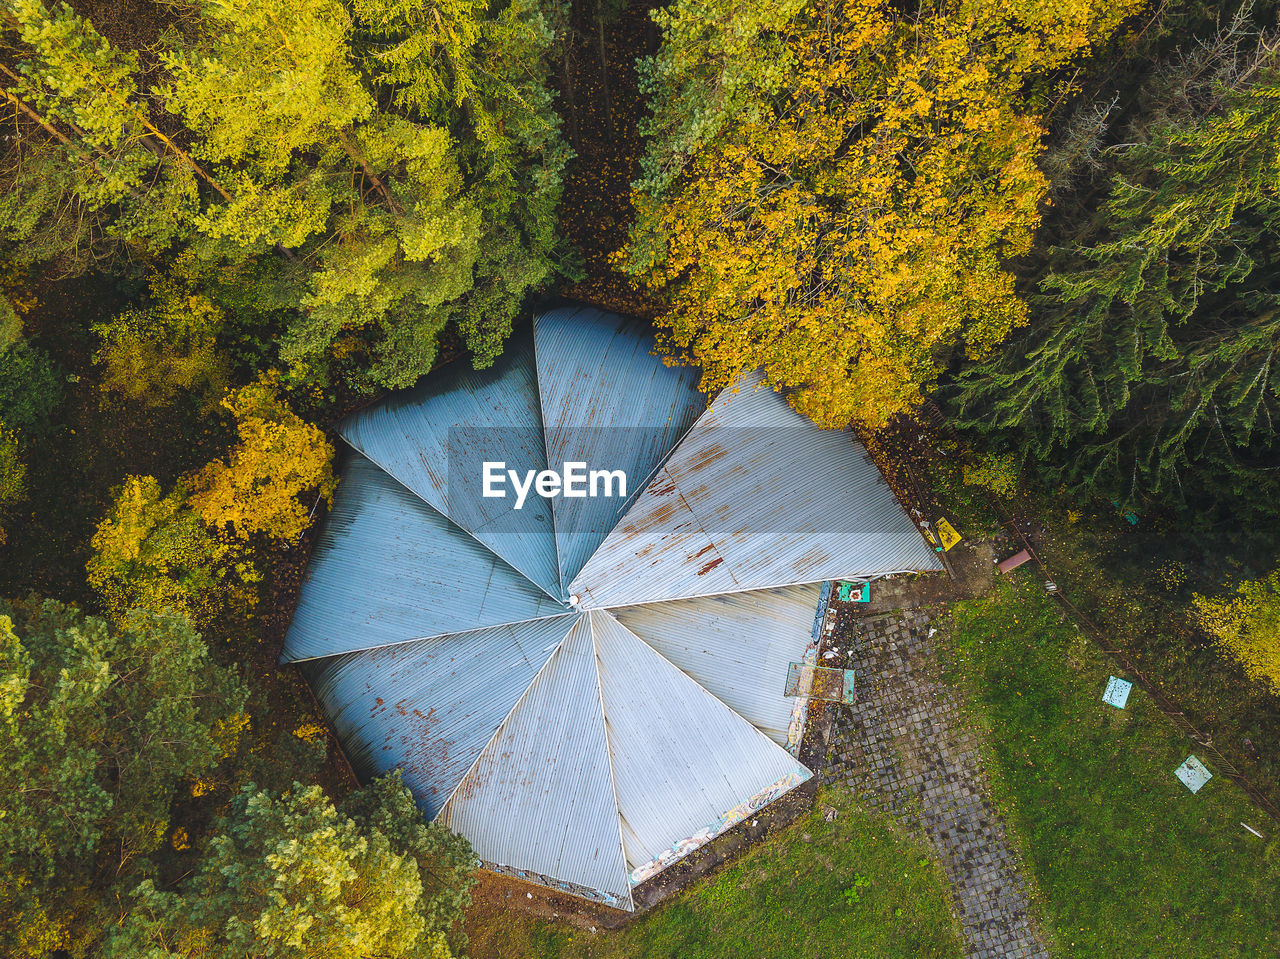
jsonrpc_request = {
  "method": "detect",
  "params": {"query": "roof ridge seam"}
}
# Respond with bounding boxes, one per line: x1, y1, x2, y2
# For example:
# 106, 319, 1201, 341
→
435, 612, 583, 817
587, 610, 637, 911
283, 611, 578, 664
530, 314, 567, 601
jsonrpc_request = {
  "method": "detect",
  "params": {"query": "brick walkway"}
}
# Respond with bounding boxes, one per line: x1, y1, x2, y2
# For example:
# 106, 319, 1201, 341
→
818, 607, 1050, 959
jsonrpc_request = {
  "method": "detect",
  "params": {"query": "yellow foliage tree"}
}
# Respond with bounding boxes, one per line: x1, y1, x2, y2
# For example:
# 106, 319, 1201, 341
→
86, 475, 256, 624
626, 0, 1142, 429
191, 380, 337, 542
0, 424, 26, 545
1194, 571, 1280, 693
94, 269, 230, 407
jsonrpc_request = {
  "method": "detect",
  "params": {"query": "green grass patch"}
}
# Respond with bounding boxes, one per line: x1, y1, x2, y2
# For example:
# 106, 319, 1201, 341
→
467, 789, 963, 959
945, 578, 1280, 957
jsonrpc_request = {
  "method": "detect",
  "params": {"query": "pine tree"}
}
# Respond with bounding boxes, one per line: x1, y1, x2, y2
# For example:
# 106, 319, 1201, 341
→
950, 35, 1280, 525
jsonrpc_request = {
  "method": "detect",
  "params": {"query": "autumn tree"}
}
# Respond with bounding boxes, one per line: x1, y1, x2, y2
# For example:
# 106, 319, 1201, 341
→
0, 0, 204, 272
0, 0, 569, 390
950, 23, 1280, 526
86, 475, 259, 625
190, 380, 336, 542
1195, 570, 1280, 692
103, 775, 477, 959
94, 270, 230, 407
625, 0, 1140, 429
0, 599, 247, 953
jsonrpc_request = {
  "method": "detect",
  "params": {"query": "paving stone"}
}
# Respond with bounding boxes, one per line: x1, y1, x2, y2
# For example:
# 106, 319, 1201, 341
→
814, 608, 1049, 959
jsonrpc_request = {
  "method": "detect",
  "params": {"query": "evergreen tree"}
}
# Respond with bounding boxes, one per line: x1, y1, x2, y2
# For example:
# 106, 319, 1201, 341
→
0, 599, 247, 952
0, 0, 569, 390
950, 33, 1280, 527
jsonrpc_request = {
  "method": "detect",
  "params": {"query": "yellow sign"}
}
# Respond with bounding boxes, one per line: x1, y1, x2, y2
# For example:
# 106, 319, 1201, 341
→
935, 518, 962, 551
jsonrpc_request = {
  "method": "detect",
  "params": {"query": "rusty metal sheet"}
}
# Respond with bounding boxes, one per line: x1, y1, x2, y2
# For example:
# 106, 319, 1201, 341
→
285, 306, 947, 911
303, 614, 577, 816
533, 306, 705, 584
281, 453, 565, 663
437, 616, 634, 908
609, 584, 821, 747
570, 371, 942, 608
339, 323, 562, 599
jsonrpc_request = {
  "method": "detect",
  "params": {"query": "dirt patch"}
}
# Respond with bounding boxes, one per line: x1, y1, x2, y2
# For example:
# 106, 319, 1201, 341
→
465, 870, 632, 936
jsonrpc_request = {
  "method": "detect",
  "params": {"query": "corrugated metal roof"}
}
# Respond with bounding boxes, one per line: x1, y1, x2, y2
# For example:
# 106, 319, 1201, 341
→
571, 370, 942, 608
437, 615, 634, 907
610, 584, 821, 747
533, 306, 705, 584
286, 305, 945, 908
338, 323, 562, 599
590, 611, 812, 871
281, 453, 565, 663
302, 615, 576, 816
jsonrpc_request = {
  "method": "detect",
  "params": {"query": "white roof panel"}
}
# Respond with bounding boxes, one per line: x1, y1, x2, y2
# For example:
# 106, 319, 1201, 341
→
281, 453, 565, 663
610, 584, 821, 747
591, 611, 811, 871
533, 306, 705, 584
303, 615, 576, 817
339, 324, 561, 598
436, 616, 633, 906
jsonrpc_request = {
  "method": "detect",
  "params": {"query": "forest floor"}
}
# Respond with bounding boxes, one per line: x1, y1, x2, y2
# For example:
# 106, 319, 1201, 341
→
552, 1, 665, 319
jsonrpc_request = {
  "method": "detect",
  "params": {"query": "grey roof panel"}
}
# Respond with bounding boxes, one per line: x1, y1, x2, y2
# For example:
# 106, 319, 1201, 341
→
289, 307, 944, 907
281, 453, 565, 663
590, 611, 812, 871
437, 615, 633, 906
302, 614, 577, 817
533, 307, 705, 585
571, 371, 941, 607
339, 324, 561, 598
610, 584, 821, 747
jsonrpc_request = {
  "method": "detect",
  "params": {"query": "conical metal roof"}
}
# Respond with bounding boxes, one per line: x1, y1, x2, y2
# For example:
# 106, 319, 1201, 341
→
284, 305, 942, 909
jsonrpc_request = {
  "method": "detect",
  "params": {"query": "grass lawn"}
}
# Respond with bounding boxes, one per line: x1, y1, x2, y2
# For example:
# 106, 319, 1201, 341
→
466, 789, 964, 959
945, 578, 1280, 957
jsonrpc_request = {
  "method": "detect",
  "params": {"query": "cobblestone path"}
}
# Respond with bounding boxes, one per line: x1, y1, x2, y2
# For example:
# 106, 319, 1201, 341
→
818, 607, 1050, 959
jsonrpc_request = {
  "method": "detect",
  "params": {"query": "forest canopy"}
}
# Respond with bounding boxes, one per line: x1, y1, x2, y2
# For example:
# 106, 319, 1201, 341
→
2, 0, 1280, 954
0, 0, 571, 391
623, 0, 1143, 429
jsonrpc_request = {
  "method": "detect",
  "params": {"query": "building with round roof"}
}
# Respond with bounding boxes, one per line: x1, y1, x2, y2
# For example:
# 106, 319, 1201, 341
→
283, 305, 941, 910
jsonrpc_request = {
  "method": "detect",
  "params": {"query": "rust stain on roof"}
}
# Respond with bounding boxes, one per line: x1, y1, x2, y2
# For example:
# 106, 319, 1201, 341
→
696, 556, 724, 576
